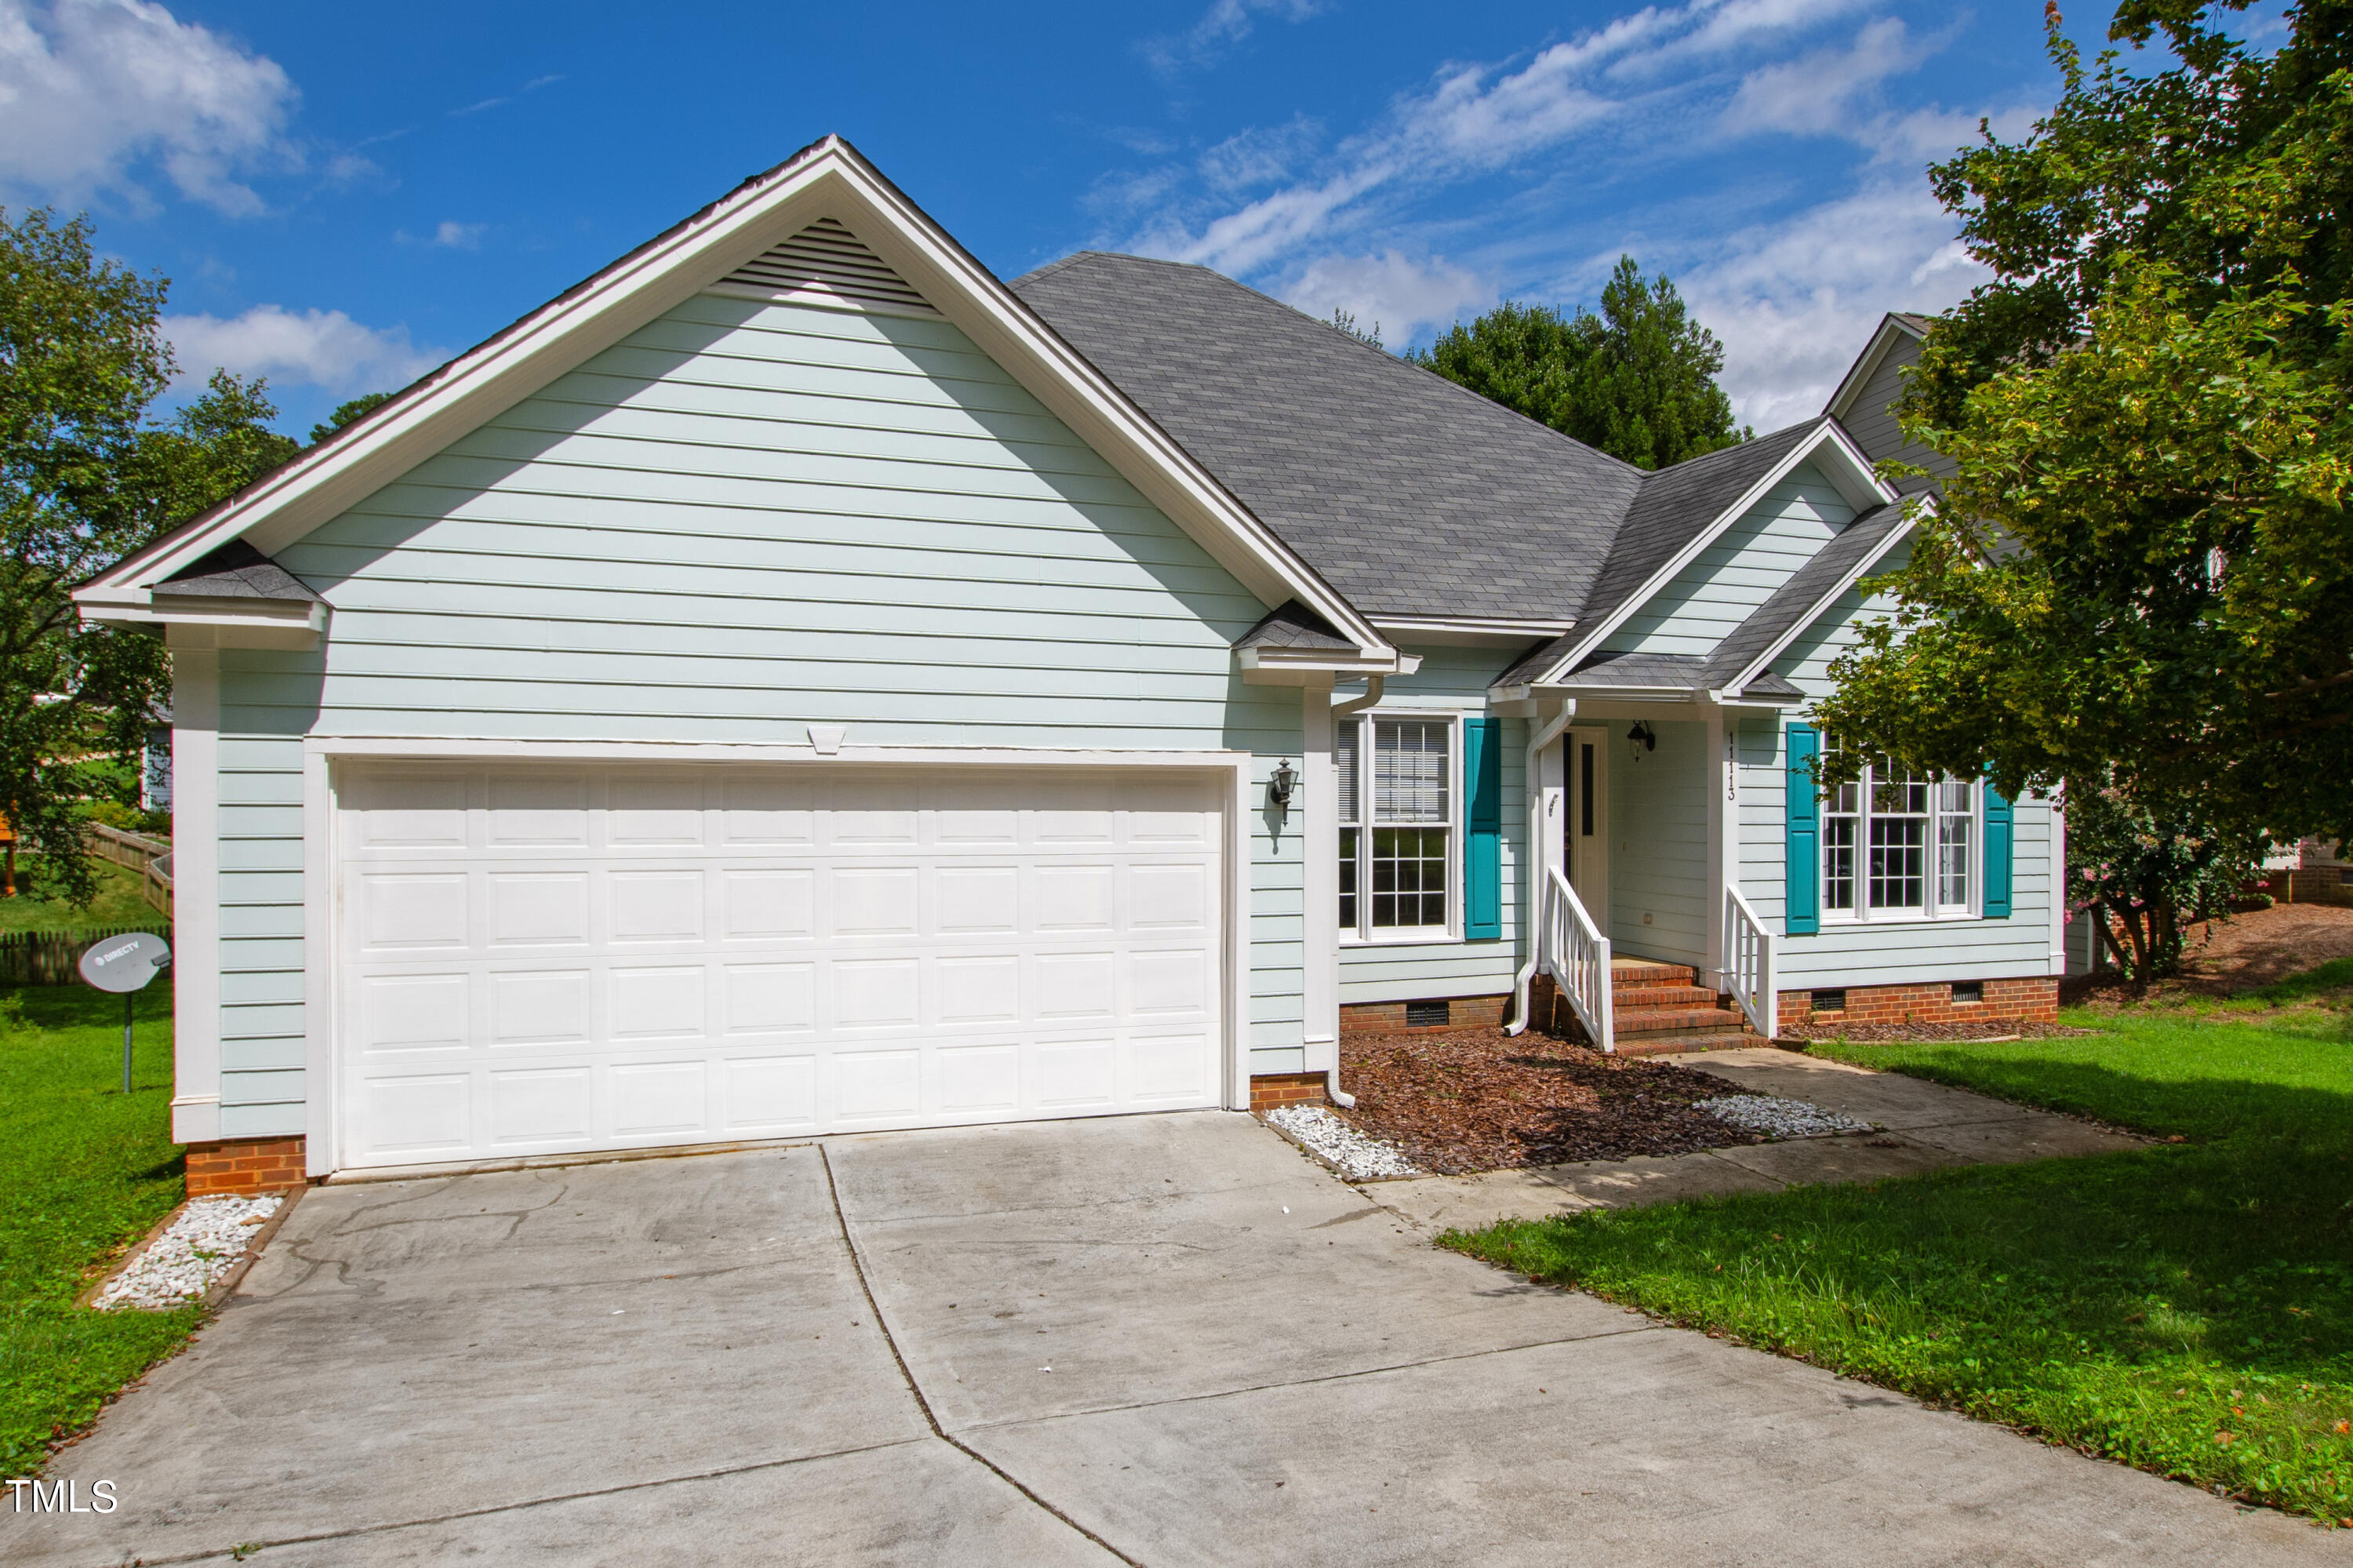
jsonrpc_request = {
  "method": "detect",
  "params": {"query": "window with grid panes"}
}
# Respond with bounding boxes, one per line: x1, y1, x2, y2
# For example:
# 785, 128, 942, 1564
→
1820, 746, 1978, 919
1335, 716, 1454, 935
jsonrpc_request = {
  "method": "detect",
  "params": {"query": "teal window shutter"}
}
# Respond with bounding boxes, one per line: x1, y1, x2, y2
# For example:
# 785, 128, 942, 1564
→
1464, 717, 1502, 939
1784, 724, 1820, 935
1983, 780, 2013, 918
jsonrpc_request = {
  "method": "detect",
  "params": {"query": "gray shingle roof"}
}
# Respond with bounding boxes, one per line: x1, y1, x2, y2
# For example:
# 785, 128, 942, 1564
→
1011, 253, 1642, 622
1700, 501, 1911, 693
157, 540, 323, 602
1235, 598, 1354, 651
1500, 649, 1803, 701
1573, 420, 1823, 627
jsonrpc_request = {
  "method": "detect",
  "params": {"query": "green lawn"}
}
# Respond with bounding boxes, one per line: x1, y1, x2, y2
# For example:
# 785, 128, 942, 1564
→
1446, 994, 2353, 1524
0, 983, 193, 1478
0, 861, 165, 935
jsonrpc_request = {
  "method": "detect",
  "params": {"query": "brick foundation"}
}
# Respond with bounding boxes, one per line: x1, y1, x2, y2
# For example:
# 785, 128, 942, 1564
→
1776, 975, 2058, 1032
1249, 1071, 1330, 1111
185, 1137, 308, 1196
1338, 992, 1509, 1035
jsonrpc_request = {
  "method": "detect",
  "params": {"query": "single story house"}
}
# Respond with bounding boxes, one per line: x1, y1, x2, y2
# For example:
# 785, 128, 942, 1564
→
79, 137, 2062, 1190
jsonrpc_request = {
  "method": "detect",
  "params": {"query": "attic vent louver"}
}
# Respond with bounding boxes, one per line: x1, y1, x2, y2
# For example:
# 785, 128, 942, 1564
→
715, 216, 938, 316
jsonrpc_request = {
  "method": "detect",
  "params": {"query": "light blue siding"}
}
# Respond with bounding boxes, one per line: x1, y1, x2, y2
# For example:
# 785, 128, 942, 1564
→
209, 293, 1307, 1130
1733, 554, 2056, 988
1618, 460, 1857, 657
1608, 718, 1709, 967
1338, 645, 1528, 1007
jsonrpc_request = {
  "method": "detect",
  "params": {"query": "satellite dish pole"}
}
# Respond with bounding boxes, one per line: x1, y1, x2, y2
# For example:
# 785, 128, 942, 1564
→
79, 932, 173, 1094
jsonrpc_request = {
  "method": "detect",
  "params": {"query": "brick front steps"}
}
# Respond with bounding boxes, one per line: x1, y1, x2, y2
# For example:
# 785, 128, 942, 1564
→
1608, 960, 1755, 1056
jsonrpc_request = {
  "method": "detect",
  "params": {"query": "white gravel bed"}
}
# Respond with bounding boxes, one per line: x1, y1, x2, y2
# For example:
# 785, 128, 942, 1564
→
1266, 1104, 1424, 1181
1694, 1093, 1873, 1140
94, 1195, 281, 1311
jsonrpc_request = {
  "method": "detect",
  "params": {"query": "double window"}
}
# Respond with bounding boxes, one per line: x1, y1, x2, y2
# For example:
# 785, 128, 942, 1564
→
1822, 750, 1977, 920
1337, 716, 1453, 937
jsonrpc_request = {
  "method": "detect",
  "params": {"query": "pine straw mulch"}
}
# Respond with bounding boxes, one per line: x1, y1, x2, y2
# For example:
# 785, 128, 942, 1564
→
1775, 1018, 2097, 1044
2064, 901, 2353, 1011
1335, 1028, 1769, 1176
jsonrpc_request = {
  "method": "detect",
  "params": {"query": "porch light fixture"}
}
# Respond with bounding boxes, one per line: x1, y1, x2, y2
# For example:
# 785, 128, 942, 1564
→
1269, 758, 1298, 809
1627, 721, 1657, 762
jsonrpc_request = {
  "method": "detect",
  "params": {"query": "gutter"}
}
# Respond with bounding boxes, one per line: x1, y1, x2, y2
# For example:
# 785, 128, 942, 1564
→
1507, 698, 1577, 1036
1318, 676, 1387, 1108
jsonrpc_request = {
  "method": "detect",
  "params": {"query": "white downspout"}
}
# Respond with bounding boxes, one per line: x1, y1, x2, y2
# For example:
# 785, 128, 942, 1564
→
1319, 675, 1385, 1108
1507, 697, 1577, 1035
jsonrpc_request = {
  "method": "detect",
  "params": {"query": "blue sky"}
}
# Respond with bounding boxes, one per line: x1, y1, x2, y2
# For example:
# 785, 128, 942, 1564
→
0, 0, 2159, 437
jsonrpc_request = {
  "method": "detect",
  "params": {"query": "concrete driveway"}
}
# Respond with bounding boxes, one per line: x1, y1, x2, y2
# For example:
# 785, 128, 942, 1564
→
9, 1112, 2339, 1566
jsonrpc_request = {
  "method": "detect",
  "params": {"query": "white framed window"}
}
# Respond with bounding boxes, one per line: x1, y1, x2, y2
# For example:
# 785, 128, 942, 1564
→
1821, 749, 1978, 921
1337, 714, 1457, 940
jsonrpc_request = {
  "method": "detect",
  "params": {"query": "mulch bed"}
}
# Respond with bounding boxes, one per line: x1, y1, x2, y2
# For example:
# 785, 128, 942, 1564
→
1335, 1028, 1768, 1175
2064, 902, 2353, 1010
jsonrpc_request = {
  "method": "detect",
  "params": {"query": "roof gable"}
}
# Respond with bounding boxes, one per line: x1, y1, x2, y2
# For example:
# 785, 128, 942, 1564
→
80, 137, 1391, 663
1825, 311, 1929, 424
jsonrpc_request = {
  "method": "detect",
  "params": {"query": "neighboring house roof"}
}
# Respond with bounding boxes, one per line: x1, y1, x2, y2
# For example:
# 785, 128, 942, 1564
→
1700, 500, 1915, 695
157, 540, 323, 603
77, 136, 1394, 666
1010, 252, 1643, 625
1824, 311, 1930, 425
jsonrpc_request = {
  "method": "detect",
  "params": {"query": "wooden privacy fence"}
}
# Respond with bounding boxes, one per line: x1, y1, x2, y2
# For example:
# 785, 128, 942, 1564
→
0, 924, 170, 987
85, 822, 173, 916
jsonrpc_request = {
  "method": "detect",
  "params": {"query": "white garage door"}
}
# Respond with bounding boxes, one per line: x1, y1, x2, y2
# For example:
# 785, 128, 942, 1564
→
336, 762, 1226, 1170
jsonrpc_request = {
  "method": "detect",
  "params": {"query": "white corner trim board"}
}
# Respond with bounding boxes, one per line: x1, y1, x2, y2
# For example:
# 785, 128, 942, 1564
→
299, 737, 1258, 1176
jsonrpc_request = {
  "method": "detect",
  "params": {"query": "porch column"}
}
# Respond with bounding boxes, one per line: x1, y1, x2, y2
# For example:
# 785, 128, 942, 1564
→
1300, 678, 1338, 1071
166, 635, 223, 1144
1704, 701, 1731, 992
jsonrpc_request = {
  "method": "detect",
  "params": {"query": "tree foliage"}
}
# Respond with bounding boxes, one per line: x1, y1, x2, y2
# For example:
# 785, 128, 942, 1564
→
1410, 256, 1749, 469
308, 390, 393, 446
1815, 2, 2353, 850
2064, 773, 2271, 980
0, 208, 296, 903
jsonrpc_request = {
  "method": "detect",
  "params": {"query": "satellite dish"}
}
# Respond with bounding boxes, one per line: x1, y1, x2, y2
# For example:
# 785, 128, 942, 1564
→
79, 931, 172, 994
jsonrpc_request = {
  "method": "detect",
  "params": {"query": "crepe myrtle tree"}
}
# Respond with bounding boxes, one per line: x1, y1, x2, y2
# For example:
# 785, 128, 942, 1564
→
2064, 773, 2271, 980
1814, 1, 2353, 853
0, 207, 297, 904
1411, 257, 1750, 470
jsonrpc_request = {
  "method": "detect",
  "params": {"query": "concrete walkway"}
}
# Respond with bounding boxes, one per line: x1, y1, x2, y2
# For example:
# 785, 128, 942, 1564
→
1368, 1046, 2144, 1232
8, 1109, 2332, 1566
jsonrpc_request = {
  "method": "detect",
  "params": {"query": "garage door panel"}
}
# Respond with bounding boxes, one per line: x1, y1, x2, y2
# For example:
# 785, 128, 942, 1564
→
489, 1066, 593, 1144
339, 762, 1224, 1168
490, 970, 591, 1046
489, 872, 589, 947
722, 868, 814, 940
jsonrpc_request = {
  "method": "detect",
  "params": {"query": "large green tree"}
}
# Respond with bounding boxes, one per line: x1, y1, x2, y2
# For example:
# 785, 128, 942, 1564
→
1816, 1, 2353, 849
1, 209, 296, 903
1410, 256, 1749, 469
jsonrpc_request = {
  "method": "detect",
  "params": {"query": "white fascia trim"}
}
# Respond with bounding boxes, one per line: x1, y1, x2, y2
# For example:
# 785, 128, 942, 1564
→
1370, 615, 1573, 646
1238, 647, 1420, 678
1722, 508, 1922, 697
82, 588, 326, 633
1523, 422, 1898, 689
75, 138, 1391, 665
305, 736, 1257, 769
1825, 314, 1928, 424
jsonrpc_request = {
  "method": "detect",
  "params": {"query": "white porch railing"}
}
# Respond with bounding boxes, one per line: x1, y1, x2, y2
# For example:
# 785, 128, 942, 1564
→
1540, 867, 1614, 1053
1723, 886, 1778, 1039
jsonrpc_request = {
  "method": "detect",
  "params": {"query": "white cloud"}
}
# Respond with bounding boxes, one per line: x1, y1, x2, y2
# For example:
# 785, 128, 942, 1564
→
1139, 0, 1326, 76
431, 220, 484, 249
162, 305, 444, 397
1280, 250, 1492, 344
0, 0, 297, 215
1680, 176, 1988, 431
1723, 16, 1926, 137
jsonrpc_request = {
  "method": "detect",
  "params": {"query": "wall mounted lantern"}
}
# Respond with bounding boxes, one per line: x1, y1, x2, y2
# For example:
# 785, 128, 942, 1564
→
1269, 758, 1299, 809
1627, 721, 1657, 762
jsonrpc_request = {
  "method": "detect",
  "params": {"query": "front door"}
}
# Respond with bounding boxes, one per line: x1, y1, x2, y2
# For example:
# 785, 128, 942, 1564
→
1562, 728, 1609, 926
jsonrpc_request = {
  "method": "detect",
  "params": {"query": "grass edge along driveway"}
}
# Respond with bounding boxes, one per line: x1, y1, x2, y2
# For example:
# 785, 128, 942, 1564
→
1445, 988, 2353, 1526
1, 983, 194, 1479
